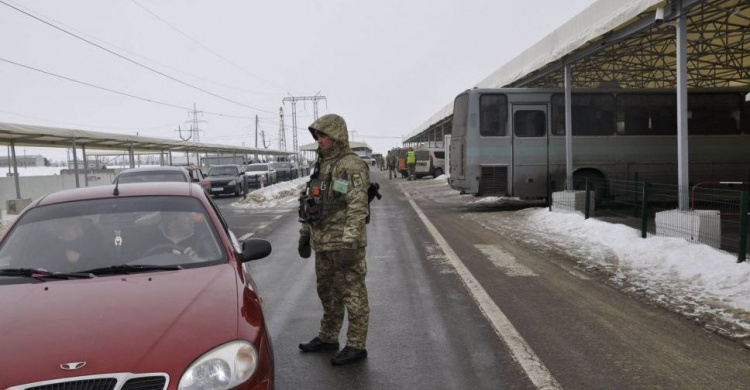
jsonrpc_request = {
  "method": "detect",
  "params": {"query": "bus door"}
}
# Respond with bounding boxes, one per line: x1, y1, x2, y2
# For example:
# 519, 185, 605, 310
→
511, 104, 548, 198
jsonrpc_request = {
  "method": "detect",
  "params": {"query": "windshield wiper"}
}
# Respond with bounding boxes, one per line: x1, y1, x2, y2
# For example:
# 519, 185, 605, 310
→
83, 264, 183, 275
0, 268, 94, 279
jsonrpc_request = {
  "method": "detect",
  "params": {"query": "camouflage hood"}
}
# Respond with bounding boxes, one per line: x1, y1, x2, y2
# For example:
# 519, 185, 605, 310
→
308, 114, 349, 146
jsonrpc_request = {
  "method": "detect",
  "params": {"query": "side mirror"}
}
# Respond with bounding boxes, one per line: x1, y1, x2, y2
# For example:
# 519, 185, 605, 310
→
240, 238, 272, 262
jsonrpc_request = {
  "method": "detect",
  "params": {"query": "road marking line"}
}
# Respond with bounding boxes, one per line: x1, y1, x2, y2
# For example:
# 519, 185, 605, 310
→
403, 190, 561, 390
238, 232, 255, 241
475, 245, 537, 277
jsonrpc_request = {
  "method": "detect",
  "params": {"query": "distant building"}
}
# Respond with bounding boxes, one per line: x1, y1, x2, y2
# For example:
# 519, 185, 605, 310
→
0, 155, 48, 167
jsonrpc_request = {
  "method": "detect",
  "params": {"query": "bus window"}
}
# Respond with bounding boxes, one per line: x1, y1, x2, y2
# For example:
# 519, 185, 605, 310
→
452, 93, 469, 137
744, 93, 750, 134
687, 93, 741, 135
514, 110, 546, 137
480, 94, 508, 136
617, 94, 677, 135
551, 94, 615, 136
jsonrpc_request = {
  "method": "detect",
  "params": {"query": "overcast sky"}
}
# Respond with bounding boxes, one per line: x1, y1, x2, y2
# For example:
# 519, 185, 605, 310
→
0, 0, 597, 161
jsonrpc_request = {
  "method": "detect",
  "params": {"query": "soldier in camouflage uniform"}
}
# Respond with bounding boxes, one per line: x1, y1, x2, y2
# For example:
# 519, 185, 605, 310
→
297, 113, 371, 366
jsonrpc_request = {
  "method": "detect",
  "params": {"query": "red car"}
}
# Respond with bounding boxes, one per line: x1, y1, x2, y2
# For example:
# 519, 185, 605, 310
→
0, 182, 274, 389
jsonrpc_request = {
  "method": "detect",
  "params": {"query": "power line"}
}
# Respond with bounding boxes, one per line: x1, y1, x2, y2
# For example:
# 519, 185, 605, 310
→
0, 57, 254, 120
0, 0, 277, 115
129, 0, 289, 93
4, 0, 276, 98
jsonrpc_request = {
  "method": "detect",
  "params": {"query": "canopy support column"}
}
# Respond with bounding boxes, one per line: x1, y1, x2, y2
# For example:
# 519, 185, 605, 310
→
71, 138, 80, 188
82, 145, 88, 187
676, 0, 690, 210
564, 63, 574, 191
10, 141, 21, 199
128, 143, 135, 168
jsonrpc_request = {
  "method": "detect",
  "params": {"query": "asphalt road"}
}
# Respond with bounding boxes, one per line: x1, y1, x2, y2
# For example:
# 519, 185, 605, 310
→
214, 169, 750, 389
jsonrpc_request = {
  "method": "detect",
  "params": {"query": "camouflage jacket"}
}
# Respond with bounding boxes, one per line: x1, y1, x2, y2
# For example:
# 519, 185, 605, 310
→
300, 115, 370, 252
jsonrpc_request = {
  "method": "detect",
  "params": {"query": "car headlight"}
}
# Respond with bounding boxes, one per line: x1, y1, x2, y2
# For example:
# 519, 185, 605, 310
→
178, 340, 258, 390
228, 180, 236, 186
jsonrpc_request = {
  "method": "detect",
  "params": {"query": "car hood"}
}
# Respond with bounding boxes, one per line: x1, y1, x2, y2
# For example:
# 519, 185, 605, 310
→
244, 171, 268, 177
207, 174, 238, 181
0, 265, 245, 386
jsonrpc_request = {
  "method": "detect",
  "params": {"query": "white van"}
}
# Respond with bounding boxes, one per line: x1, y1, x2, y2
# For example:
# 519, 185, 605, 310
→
414, 148, 446, 178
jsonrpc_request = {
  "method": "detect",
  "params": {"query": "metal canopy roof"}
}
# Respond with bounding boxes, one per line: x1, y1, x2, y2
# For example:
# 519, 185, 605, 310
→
404, 0, 749, 143
0, 122, 291, 156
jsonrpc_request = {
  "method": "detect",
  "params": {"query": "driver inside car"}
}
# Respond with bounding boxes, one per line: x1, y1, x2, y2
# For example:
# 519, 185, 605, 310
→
142, 211, 219, 260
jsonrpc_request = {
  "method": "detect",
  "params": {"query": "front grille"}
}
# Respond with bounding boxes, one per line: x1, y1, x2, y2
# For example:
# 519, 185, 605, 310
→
27, 378, 117, 390
480, 166, 509, 196
11, 374, 168, 390
121, 377, 167, 390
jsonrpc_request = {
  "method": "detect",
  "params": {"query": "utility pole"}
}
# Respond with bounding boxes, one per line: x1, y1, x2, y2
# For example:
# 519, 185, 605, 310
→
278, 107, 286, 156
282, 93, 327, 162
254, 115, 259, 163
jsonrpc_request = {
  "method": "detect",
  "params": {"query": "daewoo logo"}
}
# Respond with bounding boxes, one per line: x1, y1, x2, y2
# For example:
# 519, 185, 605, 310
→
60, 362, 87, 370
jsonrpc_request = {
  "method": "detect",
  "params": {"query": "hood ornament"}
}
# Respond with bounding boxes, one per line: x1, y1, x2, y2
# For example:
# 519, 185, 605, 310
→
60, 362, 87, 370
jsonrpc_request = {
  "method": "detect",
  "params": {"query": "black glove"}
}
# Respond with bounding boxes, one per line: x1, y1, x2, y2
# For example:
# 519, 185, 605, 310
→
298, 235, 311, 258
367, 182, 382, 203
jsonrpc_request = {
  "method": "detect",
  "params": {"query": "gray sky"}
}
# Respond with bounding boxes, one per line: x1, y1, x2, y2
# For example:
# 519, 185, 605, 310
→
1, 0, 597, 161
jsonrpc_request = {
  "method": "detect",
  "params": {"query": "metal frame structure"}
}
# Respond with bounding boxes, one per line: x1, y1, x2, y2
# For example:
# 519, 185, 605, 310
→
0, 122, 291, 199
403, 0, 748, 209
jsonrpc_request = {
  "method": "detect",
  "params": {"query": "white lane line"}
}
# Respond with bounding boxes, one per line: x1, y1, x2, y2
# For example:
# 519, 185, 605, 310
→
238, 232, 255, 241
403, 190, 561, 390
475, 245, 537, 277
273, 215, 282, 220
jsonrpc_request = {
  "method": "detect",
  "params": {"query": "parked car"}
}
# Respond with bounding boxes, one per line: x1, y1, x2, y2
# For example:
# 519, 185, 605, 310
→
244, 163, 277, 188
0, 182, 274, 389
359, 156, 376, 168
207, 164, 245, 197
414, 147, 446, 178
114, 165, 191, 184
270, 161, 295, 182
184, 165, 211, 192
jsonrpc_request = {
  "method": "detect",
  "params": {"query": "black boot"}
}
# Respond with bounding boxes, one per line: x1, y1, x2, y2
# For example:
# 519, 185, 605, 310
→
331, 346, 367, 365
299, 337, 339, 352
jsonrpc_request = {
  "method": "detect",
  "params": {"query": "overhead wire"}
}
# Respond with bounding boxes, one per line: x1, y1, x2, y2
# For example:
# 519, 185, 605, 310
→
0, 57, 262, 121
129, 0, 290, 94
0, 0, 277, 115
4, 0, 276, 98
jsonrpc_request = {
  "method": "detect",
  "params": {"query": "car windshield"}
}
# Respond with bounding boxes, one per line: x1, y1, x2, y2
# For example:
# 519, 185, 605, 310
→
0, 196, 226, 275
208, 167, 239, 176
208, 167, 240, 176
117, 171, 187, 183
246, 165, 269, 172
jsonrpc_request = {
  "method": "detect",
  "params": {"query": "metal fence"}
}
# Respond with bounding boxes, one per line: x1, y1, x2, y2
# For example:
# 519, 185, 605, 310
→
550, 177, 749, 262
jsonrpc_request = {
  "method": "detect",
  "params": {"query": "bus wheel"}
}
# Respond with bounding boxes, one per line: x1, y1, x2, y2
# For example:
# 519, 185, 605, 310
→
573, 170, 609, 203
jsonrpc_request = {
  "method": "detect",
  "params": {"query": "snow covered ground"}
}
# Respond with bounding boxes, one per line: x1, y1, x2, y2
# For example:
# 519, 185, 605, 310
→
406, 176, 750, 345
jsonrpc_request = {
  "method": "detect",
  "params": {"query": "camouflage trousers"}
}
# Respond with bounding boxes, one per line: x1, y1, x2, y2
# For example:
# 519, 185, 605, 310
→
315, 249, 370, 349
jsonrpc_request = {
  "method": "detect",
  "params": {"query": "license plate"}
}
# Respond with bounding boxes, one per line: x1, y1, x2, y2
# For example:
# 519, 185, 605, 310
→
211, 188, 222, 192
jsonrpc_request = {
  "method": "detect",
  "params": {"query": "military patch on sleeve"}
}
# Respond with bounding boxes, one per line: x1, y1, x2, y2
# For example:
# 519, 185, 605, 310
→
352, 173, 363, 188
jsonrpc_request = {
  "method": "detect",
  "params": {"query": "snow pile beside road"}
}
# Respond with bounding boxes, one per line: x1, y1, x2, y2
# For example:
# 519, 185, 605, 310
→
233, 176, 308, 209
466, 207, 750, 341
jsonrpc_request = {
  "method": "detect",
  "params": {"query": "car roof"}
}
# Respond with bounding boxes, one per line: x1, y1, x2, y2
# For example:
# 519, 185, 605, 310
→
119, 165, 189, 173
34, 182, 202, 207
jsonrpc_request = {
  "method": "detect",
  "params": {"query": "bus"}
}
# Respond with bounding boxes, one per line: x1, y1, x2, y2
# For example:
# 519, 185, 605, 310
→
448, 88, 750, 198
